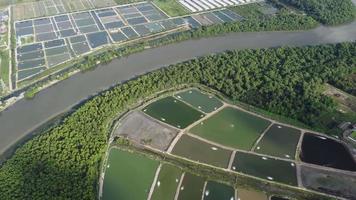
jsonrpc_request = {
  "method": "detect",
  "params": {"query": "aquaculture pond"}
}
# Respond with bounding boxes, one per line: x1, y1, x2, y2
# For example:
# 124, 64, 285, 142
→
203, 181, 235, 200
151, 164, 183, 200
300, 133, 356, 171
254, 124, 301, 159
232, 152, 298, 186
143, 96, 205, 129
172, 134, 232, 168
177, 173, 205, 200
190, 107, 271, 150
174, 89, 223, 113
102, 148, 159, 200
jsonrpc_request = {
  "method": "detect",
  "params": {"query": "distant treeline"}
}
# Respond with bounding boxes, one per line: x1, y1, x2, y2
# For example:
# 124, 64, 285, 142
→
0, 42, 355, 199
280, 0, 355, 25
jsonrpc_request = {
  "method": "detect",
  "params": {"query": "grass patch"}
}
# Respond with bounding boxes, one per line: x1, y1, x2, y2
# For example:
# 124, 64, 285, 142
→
190, 107, 271, 150
20, 36, 34, 45
230, 3, 266, 19
230, 1, 281, 19
0, 49, 9, 87
351, 131, 356, 140
102, 148, 159, 200
152, 0, 189, 17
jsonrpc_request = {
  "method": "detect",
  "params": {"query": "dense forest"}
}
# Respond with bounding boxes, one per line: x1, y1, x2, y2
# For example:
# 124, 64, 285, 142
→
0, 43, 355, 199
280, 0, 355, 25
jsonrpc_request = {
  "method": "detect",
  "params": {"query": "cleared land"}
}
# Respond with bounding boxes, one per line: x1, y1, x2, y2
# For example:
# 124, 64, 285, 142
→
113, 111, 179, 151
254, 124, 301, 159
190, 107, 271, 150
143, 96, 205, 129
203, 181, 235, 200
177, 173, 205, 200
300, 164, 356, 199
232, 152, 298, 186
237, 187, 268, 200
151, 164, 183, 200
175, 89, 223, 113
152, 0, 189, 17
102, 149, 159, 200
172, 134, 232, 168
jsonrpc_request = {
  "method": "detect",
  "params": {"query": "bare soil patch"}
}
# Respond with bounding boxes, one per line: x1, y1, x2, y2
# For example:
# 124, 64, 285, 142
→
113, 111, 179, 151
300, 164, 356, 199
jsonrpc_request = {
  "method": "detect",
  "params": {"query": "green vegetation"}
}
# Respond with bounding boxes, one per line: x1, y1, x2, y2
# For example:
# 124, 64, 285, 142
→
192, 8, 317, 35
254, 124, 301, 159
175, 89, 223, 113
0, 49, 9, 87
20, 36, 34, 45
232, 152, 298, 186
102, 148, 159, 200
151, 164, 182, 200
172, 134, 232, 168
177, 173, 205, 200
143, 96, 205, 129
280, 0, 356, 25
231, 2, 275, 19
332, 74, 356, 96
352, 131, 356, 139
24, 85, 41, 99
0, 43, 354, 199
204, 181, 235, 200
190, 107, 271, 150
113, 0, 141, 5
152, 0, 189, 17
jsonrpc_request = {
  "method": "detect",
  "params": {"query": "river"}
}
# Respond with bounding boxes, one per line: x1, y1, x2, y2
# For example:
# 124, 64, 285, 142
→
0, 22, 355, 156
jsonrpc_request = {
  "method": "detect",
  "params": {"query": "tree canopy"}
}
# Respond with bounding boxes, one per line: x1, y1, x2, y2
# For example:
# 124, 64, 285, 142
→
280, 0, 356, 25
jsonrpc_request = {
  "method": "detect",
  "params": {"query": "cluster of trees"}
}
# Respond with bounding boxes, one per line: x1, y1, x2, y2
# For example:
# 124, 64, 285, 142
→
332, 74, 356, 96
280, 0, 355, 25
0, 42, 355, 199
